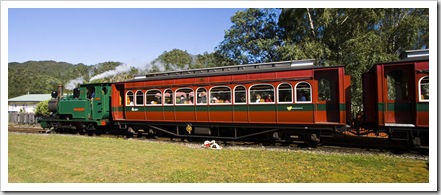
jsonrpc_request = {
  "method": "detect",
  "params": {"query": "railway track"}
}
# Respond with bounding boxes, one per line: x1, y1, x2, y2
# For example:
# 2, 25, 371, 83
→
8, 125, 428, 160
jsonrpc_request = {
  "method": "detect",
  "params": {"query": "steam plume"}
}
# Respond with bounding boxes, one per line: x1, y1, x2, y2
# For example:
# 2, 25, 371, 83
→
65, 76, 84, 90
89, 63, 132, 82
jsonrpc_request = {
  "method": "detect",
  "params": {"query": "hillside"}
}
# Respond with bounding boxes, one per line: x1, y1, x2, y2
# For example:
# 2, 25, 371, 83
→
8, 61, 132, 98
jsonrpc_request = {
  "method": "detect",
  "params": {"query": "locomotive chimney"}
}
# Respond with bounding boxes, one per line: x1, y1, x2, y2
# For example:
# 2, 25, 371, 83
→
57, 85, 64, 98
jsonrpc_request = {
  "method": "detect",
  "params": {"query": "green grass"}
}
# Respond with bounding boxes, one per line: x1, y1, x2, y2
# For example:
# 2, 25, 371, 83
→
8, 133, 428, 183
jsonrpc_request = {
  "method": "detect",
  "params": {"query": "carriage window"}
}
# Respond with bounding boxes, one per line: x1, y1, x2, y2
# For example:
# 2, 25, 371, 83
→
146, 90, 162, 105
234, 86, 247, 104
419, 76, 429, 101
196, 88, 208, 105
318, 79, 331, 101
126, 91, 134, 106
210, 86, 231, 104
164, 89, 173, 105
250, 84, 274, 103
295, 82, 311, 103
135, 91, 144, 106
278, 83, 292, 103
387, 70, 408, 101
176, 88, 194, 105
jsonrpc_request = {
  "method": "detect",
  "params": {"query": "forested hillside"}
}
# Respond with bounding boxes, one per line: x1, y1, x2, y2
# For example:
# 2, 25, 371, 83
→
8, 61, 126, 98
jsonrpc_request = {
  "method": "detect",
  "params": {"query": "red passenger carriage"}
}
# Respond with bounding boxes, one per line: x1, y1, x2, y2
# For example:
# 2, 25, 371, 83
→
110, 60, 351, 144
361, 49, 429, 147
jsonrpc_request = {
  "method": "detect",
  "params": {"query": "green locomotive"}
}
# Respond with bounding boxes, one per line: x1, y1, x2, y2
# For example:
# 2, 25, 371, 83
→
39, 83, 113, 135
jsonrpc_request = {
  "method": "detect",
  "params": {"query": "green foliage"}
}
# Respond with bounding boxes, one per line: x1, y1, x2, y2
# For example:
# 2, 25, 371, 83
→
34, 100, 50, 117
89, 61, 122, 77
153, 49, 193, 71
193, 52, 235, 68
216, 8, 282, 64
8, 61, 130, 98
8, 61, 79, 98
277, 8, 428, 115
147, 50, 234, 73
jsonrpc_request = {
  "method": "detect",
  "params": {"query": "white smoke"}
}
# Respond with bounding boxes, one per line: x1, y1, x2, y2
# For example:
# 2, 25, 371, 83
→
89, 63, 132, 82
144, 61, 190, 73
143, 61, 166, 73
65, 76, 84, 90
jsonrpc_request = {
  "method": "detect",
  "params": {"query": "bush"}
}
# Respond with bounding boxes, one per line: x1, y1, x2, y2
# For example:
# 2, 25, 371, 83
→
35, 100, 50, 117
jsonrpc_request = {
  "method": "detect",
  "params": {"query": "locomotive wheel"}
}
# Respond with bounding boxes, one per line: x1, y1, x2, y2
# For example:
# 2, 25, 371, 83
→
137, 129, 145, 138
86, 124, 95, 136
78, 129, 86, 135
305, 133, 320, 147
126, 127, 136, 138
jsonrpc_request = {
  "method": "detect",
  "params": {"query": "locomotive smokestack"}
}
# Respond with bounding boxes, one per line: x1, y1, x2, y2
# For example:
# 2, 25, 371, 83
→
57, 85, 64, 98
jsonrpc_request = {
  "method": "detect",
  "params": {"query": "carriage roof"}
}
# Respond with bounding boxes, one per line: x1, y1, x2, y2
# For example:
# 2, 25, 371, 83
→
123, 59, 344, 83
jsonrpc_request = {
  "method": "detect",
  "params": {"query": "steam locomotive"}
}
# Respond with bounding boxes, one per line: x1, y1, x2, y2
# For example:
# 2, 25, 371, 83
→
39, 49, 429, 148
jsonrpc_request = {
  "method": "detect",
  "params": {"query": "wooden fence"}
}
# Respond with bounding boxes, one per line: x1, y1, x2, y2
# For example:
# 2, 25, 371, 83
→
8, 113, 36, 124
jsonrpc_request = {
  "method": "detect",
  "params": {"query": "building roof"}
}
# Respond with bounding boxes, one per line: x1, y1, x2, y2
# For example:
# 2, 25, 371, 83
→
8, 94, 52, 102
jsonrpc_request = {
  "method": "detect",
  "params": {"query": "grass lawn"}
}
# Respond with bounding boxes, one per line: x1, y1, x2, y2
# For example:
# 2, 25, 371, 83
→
8, 133, 428, 183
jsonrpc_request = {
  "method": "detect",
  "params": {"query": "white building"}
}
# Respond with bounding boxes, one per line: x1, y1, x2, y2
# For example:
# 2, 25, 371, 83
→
8, 94, 52, 113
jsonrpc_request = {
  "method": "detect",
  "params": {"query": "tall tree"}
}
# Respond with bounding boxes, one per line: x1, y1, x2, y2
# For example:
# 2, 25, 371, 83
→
216, 8, 282, 64
278, 8, 428, 115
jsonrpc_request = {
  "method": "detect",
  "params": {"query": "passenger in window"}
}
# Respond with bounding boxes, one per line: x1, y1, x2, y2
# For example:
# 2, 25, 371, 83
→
265, 94, 273, 102
211, 96, 219, 103
224, 95, 231, 103
298, 91, 307, 101
165, 97, 172, 104
255, 94, 262, 103
179, 95, 185, 104
153, 94, 161, 104
198, 91, 207, 103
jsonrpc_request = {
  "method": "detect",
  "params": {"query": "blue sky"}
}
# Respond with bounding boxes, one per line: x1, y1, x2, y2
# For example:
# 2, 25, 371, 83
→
8, 8, 244, 68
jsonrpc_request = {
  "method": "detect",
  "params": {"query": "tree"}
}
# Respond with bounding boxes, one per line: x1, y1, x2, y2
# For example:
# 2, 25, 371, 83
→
193, 52, 235, 68
278, 8, 428, 115
153, 49, 193, 71
379, 8, 429, 53
216, 8, 282, 64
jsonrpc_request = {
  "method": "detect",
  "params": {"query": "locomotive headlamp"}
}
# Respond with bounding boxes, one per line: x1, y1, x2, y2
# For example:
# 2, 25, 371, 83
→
51, 91, 58, 98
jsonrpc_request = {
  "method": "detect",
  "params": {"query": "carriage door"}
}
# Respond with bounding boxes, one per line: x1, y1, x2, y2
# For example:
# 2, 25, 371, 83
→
384, 65, 414, 125
112, 84, 126, 120
314, 70, 339, 123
